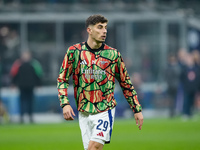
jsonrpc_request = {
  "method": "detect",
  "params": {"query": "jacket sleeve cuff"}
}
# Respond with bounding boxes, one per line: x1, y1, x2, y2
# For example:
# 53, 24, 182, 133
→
133, 105, 142, 113
61, 103, 70, 108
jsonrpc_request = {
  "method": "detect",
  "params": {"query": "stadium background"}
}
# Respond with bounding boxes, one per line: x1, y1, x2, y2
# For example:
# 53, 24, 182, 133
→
0, 0, 200, 150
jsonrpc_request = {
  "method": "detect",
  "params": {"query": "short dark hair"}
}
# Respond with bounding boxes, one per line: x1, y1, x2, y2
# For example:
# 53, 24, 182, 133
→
85, 14, 108, 28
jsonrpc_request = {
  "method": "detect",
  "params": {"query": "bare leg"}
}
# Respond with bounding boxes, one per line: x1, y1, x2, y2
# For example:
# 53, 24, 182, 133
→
88, 140, 104, 150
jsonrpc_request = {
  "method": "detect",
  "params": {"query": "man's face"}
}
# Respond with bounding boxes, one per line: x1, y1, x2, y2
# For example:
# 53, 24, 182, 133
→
88, 22, 107, 43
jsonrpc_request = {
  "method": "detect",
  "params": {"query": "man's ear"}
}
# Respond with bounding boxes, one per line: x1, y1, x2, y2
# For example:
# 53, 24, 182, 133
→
87, 27, 92, 34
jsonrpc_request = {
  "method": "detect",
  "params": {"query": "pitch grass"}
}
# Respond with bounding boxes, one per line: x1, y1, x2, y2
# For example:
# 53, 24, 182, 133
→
0, 117, 200, 150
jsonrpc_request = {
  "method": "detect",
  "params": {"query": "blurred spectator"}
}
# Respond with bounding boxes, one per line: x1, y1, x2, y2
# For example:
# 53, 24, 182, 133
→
180, 53, 200, 120
0, 36, 7, 61
4, 29, 20, 64
191, 50, 200, 68
0, 100, 9, 124
5, 29, 20, 53
191, 49, 200, 112
191, 50, 200, 91
176, 48, 188, 114
0, 35, 7, 66
177, 48, 188, 67
0, 27, 9, 86
0, 47, 10, 123
165, 54, 181, 118
0, 26, 20, 86
10, 50, 43, 123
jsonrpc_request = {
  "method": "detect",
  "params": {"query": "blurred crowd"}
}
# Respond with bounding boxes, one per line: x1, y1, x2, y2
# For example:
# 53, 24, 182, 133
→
0, 26, 20, 86
125, 47, 200, 120
165, 48, 200, 120
0, 25, 43, 124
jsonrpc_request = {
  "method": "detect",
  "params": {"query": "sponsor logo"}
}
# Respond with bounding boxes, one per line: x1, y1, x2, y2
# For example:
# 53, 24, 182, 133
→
97, 132, 104, 137
81, 68, 106, 75
81, 68, 106, 80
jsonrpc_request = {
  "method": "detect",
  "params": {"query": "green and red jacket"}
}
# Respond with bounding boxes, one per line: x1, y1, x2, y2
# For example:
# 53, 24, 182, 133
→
57, 42, 142, 113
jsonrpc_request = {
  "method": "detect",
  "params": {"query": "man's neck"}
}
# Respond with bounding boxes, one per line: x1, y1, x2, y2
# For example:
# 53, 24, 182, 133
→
87, 39, 102, 50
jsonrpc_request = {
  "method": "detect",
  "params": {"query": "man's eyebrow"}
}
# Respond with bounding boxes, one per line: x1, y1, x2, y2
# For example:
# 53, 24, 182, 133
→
97, 24, 107, 27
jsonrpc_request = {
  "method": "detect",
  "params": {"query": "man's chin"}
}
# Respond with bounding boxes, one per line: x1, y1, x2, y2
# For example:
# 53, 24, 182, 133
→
98, 40, 105, 43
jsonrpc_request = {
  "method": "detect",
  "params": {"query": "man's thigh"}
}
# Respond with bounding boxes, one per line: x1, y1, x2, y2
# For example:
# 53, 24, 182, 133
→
79, 108, 115, 149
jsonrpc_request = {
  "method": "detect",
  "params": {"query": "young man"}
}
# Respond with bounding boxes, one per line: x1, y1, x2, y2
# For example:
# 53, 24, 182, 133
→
57, 14, 143, 150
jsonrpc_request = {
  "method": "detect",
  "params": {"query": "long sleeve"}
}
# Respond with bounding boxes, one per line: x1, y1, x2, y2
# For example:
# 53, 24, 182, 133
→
57, 48, 74, 108
115, 52, 142, 113
10, 59, 21, 82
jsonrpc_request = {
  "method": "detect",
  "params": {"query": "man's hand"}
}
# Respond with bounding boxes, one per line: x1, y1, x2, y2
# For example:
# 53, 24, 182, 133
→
134, 112, 143, 130
63, 105, 75, 120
